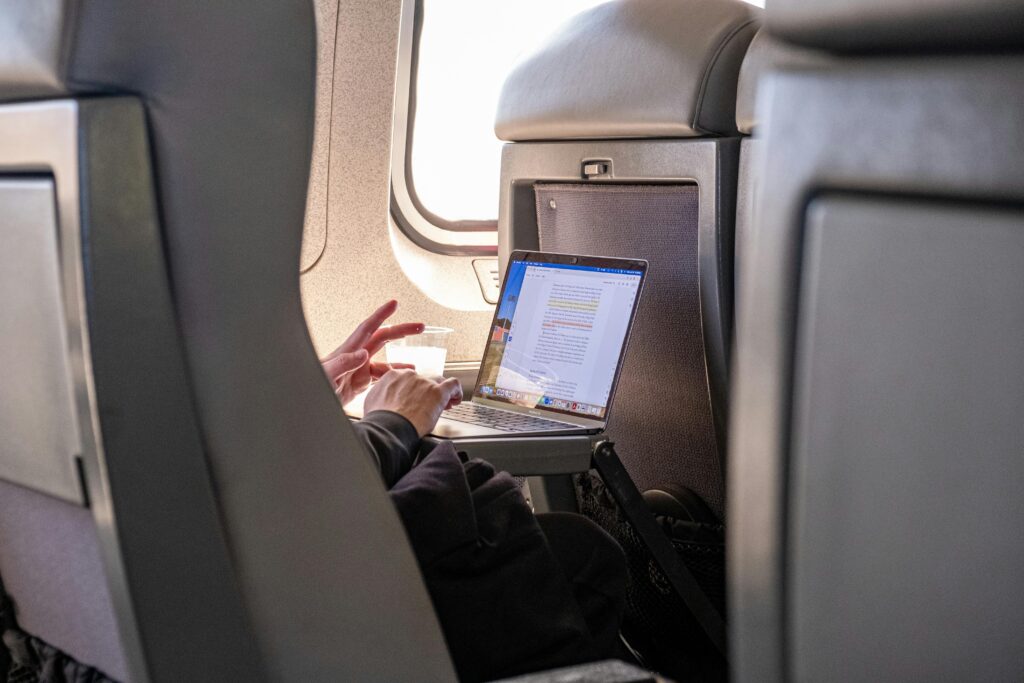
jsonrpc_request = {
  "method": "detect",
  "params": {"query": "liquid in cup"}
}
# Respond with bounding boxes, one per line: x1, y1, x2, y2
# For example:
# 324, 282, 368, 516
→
385, 326, 452, 377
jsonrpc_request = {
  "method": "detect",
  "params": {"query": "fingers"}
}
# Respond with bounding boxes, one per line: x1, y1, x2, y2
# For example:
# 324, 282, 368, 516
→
320, 341, 349, 363
323, 349, 369, 384
326, 301, 423, 360
369, 361, 414, 380
368, 362, 390, 380
365, 321, 426, 356
438, 376, 463, 410
348, 300, 399, 349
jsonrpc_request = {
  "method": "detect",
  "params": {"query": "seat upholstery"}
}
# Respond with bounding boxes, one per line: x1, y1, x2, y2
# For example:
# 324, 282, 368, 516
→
734, 30, 770, 137
733, 30, 828, 302
766, 0, 1024, 54
0, 0, 70, 102
730, 3, 1024, 682
733, 30, 769, 306
496, 0, 759, 141
0, 2, 456, 681
734, 30, 830, 137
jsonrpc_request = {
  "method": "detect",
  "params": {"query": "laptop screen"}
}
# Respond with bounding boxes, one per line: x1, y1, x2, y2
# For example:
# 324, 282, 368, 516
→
474, 252, 646, 421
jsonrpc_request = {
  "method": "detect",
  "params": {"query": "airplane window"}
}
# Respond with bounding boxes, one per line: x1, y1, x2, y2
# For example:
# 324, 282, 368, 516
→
392, 0, 763, 252
409, 0, 606, 225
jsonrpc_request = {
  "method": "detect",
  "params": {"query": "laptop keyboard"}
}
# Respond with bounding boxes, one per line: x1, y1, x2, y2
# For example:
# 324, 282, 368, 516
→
443, 401, 577, 432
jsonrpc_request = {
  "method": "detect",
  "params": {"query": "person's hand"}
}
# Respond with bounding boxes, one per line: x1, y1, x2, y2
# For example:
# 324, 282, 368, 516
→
320, 300, 424, 405
363, 368, 463, 437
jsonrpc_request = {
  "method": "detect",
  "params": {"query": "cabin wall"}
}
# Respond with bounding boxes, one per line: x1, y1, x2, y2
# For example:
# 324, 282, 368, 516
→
301, 0, 493, 361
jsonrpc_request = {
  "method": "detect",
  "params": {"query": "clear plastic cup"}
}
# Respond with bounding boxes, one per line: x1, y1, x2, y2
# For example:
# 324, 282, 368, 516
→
385, 326, 453, 377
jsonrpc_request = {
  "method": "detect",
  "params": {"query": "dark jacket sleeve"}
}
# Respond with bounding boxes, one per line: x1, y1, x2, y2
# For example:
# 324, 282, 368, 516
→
353, 410, 421, 487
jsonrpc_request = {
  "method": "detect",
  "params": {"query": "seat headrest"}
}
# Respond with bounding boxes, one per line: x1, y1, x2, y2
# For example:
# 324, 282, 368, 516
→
495, 0, 760, 142
0, 0, 73, 102
766, 0, 1024, 54
735, 30, 770, 136
735, 30, 831, 135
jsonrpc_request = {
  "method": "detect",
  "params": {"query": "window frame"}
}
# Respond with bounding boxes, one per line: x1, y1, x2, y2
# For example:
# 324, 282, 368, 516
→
390, 0, 499, 256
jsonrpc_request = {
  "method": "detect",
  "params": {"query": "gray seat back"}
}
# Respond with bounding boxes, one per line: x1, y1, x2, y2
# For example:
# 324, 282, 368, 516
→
733, 30, 829, 312
0, 2, 455, 681
733, 30, 765, 308
730, 2, 1024, 681
496, 0, 760, 519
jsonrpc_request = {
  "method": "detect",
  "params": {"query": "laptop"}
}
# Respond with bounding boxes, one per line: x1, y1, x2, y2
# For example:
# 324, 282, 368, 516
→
432, 250, 648, 439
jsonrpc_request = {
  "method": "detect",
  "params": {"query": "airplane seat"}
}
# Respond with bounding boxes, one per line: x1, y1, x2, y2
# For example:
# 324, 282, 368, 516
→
494, 0, 759, 676
732, 29, 829, 308
730, 1, 1024, 681
0, 2, 456, 681
0, 4, 658, 682
495, 0, 761, 524
732, 31, 762, 309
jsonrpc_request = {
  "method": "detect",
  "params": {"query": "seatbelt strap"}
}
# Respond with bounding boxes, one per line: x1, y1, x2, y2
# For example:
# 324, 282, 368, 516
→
592, 440, 727, 658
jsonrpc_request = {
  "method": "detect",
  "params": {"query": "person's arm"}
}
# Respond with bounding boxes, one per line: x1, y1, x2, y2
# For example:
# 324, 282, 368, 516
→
353, 410, 421, 487
316, 300, 462, 485
354, 368, 462, 485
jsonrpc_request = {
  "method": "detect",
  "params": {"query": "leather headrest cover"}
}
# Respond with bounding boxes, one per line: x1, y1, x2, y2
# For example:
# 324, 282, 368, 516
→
495, 0, 761, 142
735, 30, 769, 136
735, 30, 831, 135
0, 0, 72, 102
766, 0, 1024, 54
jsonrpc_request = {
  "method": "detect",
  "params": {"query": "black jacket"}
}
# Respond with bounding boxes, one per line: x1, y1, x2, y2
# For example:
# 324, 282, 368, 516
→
352, 410, 423, 487
353, 411, 599, 682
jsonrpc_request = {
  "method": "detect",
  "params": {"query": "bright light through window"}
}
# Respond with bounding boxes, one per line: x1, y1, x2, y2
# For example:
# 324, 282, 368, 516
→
409, 0, 765, 224
411, 0, 605, 224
